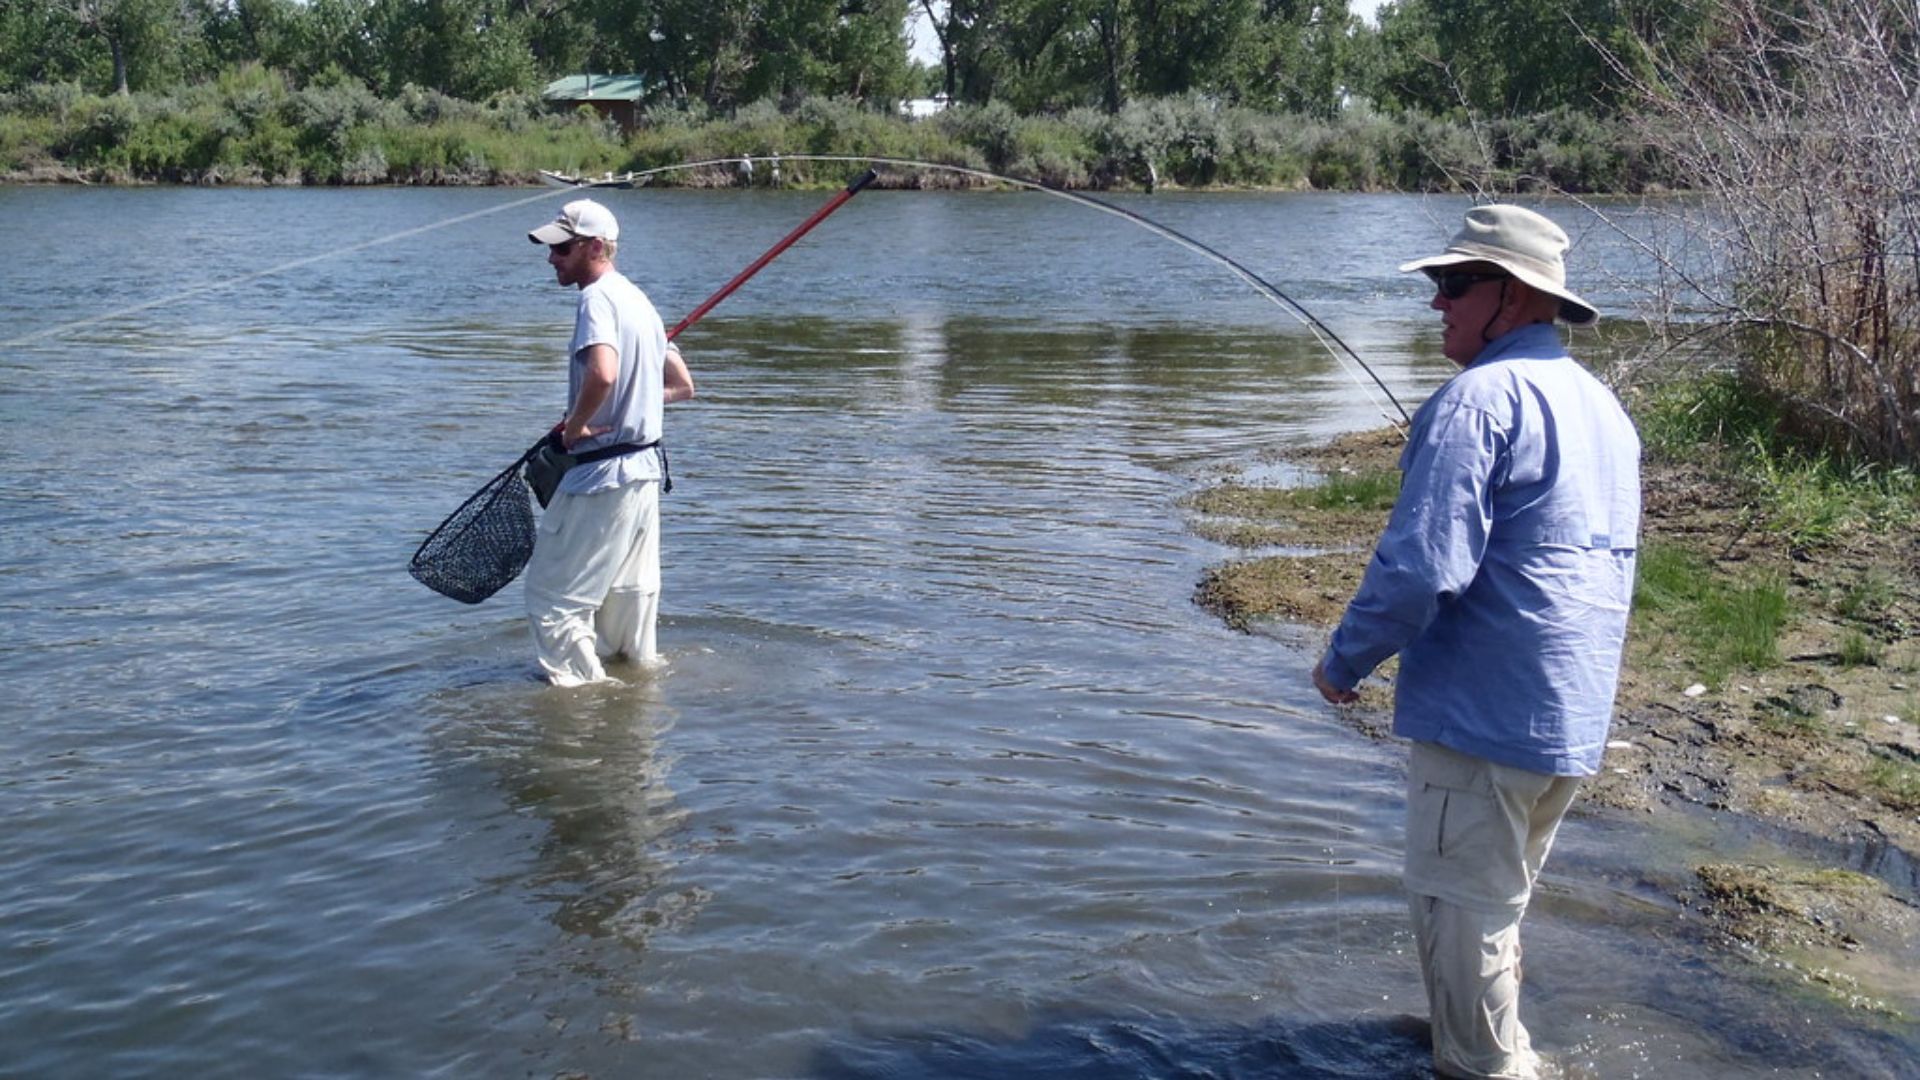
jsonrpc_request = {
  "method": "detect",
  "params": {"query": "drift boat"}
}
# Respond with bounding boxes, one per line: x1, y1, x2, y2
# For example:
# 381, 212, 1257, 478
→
539, 169, 638, 189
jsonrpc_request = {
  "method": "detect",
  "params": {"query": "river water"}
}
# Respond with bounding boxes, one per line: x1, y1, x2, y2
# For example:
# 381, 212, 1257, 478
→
0, 184, 1910, 1077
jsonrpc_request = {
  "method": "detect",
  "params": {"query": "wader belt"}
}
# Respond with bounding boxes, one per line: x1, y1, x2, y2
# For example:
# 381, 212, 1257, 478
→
574, 439, 671, 494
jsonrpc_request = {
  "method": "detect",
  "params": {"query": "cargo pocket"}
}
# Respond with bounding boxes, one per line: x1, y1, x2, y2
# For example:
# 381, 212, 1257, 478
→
1433, 780, 1499, 858
1406, 746, 1501, 890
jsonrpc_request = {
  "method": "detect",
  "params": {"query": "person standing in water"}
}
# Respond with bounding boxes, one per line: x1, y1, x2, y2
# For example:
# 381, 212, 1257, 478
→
1312, 205, 1640, 1079
523, 198, 694, 686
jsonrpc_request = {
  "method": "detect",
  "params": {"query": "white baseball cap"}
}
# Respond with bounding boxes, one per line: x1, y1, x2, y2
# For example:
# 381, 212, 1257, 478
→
528, 199, 619, 245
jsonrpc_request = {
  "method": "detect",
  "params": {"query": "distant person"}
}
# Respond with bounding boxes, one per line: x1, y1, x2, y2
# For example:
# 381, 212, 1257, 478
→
523, 198, 694, 686
1311, 205, 1640, 1079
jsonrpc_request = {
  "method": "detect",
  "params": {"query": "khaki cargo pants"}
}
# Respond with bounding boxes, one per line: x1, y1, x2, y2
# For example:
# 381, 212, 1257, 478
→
1403, 740, 1582, 1080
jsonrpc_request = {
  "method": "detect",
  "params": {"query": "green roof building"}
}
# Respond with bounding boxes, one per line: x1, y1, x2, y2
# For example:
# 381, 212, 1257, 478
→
543, 74, 649, 132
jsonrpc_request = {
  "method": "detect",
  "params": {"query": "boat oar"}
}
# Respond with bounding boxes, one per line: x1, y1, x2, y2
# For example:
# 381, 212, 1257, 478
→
410, 167, 882, 604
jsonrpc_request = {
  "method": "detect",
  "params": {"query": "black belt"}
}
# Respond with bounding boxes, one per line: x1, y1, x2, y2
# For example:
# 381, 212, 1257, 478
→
570, 438, 671, 494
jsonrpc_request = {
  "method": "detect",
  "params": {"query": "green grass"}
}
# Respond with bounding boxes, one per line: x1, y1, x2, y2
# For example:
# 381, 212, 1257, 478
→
1839, 629, 1882, 669
1185, 469, 1400, 519
1743, 444, 1918, 551
1838, 567, 1899, 622
1864, 752, 1920, 811
1300, 469, 1402, 511
1636, 372, 1784, 458
1755, 705, 1826, 736
1634, 539, 1792, 686
1636, 372, 1920, 550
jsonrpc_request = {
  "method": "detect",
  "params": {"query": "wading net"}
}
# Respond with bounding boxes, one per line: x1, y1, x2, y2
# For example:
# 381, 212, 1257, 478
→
409, 442, 542, 604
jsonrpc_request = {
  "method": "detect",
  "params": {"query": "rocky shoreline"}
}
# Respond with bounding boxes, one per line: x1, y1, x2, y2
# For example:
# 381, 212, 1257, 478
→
1187, 426, 1920, 1019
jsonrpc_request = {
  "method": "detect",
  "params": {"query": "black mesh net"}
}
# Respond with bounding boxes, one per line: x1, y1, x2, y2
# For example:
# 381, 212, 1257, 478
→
409, 450, 540, 605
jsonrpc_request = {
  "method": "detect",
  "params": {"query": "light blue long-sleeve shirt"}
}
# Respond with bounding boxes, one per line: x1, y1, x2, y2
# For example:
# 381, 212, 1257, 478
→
1319, 323, 1641, 776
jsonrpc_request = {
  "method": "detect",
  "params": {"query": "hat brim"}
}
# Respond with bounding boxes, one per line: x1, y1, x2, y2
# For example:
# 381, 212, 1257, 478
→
1400, 252, 1598, 326
528, 222, 576, 245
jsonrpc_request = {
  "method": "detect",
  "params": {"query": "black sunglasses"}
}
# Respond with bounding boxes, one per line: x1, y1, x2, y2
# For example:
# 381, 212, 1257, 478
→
1431, 269, 1508, 299
549, 238, 581, 255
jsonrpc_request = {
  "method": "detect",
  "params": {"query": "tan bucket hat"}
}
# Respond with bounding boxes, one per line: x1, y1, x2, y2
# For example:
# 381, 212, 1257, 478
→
1399, 204, 1598, 325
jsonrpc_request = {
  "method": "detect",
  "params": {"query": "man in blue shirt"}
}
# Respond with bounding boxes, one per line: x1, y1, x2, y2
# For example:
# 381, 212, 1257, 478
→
1312, 205, 1640, 1080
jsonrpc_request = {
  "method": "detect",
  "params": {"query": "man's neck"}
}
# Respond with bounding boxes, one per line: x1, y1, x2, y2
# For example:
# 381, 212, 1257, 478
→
575, 262, 612, 290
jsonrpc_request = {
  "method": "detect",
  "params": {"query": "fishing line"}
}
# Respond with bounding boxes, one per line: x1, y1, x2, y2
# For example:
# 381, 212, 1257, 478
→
6, 154, 1411, 427
0, 185, 566, 350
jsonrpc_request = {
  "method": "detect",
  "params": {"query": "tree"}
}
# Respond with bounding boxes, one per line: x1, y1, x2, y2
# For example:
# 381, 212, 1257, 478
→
1217, 0, 1357, 116
637, 0, 757, 108
1361, 0, 1703, 117
815, 0, 912, 101
0, 0, 96, 91
299, 0, 382, 86
196, 0, 306, 73
365, 0, 540, 97
1133, 0, 1257, 101
67, 0, 189, 93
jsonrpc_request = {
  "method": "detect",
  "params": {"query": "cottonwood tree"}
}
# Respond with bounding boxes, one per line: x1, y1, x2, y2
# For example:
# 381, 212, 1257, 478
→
1363, 0, 1703, 116
65, 0, 185, 93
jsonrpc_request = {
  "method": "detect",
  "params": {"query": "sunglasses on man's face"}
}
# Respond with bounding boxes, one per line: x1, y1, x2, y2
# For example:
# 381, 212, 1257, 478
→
549, 238, 580, 256
1431, 269, 1508, 300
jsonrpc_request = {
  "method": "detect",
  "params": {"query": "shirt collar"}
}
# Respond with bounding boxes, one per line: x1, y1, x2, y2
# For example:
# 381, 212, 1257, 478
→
1469, 322, 1566, 368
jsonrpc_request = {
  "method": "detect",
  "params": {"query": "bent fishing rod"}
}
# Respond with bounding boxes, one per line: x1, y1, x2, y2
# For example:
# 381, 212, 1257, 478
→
613, 154, 1411, 426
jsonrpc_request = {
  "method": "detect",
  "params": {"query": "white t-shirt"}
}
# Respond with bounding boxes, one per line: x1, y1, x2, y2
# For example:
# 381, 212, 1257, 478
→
561, 269, 668, 496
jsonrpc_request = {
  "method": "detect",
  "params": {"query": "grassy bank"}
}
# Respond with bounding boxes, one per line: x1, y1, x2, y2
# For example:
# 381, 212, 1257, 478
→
0, 70, 1680, 193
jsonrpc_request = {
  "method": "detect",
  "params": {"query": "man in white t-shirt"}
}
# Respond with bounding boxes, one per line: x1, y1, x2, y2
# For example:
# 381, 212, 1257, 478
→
523, 199, 694, 686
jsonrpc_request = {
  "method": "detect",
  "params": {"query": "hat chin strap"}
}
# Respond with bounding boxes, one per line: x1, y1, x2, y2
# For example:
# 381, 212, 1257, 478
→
1479, 279, 1510, 346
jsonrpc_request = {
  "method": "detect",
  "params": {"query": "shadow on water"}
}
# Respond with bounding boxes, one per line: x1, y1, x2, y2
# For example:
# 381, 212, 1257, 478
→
810, 1009, 1439, 1080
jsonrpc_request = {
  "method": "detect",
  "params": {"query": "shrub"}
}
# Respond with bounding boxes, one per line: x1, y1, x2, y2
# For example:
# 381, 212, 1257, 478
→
54, 93, 140, 166
1622, 0, 1920, 466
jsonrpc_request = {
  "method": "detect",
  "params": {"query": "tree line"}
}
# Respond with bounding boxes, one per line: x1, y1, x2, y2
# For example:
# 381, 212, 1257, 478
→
3, 0, 1706, 119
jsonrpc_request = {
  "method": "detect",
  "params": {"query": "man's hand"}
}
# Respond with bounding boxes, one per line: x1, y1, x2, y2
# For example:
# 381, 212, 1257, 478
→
1312, 657, 1360, 704
561, 420, 609, 450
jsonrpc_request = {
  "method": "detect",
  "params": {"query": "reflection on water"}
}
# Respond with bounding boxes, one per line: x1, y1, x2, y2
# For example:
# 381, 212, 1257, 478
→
0, 187, 1911, 1077
434, 680, 693, 944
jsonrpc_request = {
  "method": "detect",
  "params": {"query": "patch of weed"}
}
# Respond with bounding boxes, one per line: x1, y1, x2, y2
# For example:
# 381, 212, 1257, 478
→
1633, 540, 1791, 685
1637, 373, 1920, 550
1837, 567, 1898, 622
1839, 630, 1882, 669
1187, 471, 1399, 519
1636, 373, 1780, 458
1864, 753, 1920, 811
1302, 469, 1401, 511
1756, 701, 1826, 736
